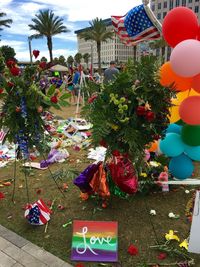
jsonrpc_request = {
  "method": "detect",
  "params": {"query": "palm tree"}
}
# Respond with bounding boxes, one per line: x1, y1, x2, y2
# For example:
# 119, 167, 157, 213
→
29, 10, 70, 62
83, 53, 90, 68
79, 17, 114, 73
74, 52, 82, 65
0, 11, 12, 37
149, 38, 167, 64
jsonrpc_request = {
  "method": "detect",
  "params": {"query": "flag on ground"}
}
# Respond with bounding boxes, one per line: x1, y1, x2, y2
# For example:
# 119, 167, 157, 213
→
111, 4, 161, 46
0, 130, 6, 143
24, 199, 52, 225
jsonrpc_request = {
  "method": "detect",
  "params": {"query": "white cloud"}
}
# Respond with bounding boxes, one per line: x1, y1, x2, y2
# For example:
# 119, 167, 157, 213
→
0, 39, 26, 51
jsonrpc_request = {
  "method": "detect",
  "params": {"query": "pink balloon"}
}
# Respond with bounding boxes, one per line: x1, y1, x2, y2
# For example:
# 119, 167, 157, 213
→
192, 73, 200, 93
179, 96, 200, 125
170, 40, 200, 77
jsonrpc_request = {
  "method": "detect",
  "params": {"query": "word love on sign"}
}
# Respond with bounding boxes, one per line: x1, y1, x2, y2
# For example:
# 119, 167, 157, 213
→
71, 220, 118, 262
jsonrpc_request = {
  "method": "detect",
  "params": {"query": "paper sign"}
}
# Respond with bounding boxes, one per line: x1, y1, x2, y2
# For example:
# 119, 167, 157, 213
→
188, 190, 200, 253
71, 220, 118, 262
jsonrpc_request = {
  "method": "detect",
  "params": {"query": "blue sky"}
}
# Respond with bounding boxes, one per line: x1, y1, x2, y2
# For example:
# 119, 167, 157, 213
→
0, 0, 142, 62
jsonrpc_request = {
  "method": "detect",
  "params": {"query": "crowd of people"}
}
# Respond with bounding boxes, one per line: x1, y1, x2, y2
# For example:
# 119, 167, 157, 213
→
39, 61, 120, 104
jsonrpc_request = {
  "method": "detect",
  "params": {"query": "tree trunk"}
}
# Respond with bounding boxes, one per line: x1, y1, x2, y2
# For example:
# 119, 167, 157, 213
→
97, 42, 101, 74
133, 45, 137, 61
47, 36, 53, 62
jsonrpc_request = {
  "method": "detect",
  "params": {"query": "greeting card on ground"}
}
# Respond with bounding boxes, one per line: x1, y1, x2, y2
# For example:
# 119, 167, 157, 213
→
71, 220, 118, 262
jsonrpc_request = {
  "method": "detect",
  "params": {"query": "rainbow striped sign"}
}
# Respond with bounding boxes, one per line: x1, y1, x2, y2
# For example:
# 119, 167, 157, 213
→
71, 220, 118, 262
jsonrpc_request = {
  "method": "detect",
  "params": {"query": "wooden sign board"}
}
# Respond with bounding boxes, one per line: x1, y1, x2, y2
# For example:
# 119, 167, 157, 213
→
188, 190, 200, 253
71, 220, 118, 262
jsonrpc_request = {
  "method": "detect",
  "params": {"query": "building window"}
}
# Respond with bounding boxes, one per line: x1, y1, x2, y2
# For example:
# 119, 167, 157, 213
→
182, 0, 186, 6
158, 2, 161, 9
195, 5, 199, 12
151, 4, 155, 11
170, 0, 173, 9
176, 0, 180, 6
164, 1, 167, 8
189, 0, 192, 2
163, 12, 167, 19
157, 13, 161, 19
195, 0, 199, 2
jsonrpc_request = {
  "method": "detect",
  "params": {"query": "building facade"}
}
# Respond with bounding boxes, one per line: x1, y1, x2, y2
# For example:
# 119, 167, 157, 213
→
75, 19, 136, 69
150, 0, 200, 22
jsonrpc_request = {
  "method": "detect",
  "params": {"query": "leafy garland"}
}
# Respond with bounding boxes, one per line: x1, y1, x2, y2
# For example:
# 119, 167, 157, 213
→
83, 56, 174, 170
0, 55, 70, 157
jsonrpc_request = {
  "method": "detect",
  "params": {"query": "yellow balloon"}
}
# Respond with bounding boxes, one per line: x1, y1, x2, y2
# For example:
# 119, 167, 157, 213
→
169, 89, 199, 123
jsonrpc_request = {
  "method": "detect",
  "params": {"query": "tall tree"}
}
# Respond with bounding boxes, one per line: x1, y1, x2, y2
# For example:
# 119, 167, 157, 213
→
0, 11, 12, 33
67, 55, 74, 67
74, 52, 82, 65
29, 10, 70, 62
79, 17, 114, 73
40, 56, 47, 62
58, 55, 66, 66
0, 45, 16, 61
83, 53, 90, 68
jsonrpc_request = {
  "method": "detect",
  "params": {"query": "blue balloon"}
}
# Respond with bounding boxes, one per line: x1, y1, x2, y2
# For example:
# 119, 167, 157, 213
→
160, 133, 185, 157
185, 144, 200, 161
169, 154, 194, 180
166, 124, 182, 135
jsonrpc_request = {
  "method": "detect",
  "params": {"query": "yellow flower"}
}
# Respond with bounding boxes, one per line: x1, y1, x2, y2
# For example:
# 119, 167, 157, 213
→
140, 172, 147, 177
165, 230, 180, 242
179, 239, 188, 250
111, 124, 119, 131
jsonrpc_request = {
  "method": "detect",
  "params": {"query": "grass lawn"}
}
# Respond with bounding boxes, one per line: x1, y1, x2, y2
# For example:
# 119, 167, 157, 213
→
0, 105, 200, 267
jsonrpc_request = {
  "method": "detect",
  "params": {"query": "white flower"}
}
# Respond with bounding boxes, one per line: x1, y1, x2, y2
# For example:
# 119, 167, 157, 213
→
150, 209, 156, 216
168, 212, 176, 218
185, 190, 190, 194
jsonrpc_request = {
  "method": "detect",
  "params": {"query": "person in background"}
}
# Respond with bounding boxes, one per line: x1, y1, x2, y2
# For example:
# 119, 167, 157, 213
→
39, 75, 49, 95
73, 68, 82, 104
104, 61, 119, 84
66, 68, 76, 104
93, 69, 101, 84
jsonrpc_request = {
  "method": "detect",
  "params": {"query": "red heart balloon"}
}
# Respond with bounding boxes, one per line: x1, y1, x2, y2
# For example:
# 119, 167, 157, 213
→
108, 157, 138, 194
33, 50, 40, 59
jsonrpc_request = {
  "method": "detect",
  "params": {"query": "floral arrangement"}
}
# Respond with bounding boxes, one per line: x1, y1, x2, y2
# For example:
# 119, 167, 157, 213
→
0, 52, 69, 158
83, 56, 174, 171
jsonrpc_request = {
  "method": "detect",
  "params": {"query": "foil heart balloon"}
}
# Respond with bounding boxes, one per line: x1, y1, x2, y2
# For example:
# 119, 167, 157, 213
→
33, 50, 40, 59
108, 156, 138, 194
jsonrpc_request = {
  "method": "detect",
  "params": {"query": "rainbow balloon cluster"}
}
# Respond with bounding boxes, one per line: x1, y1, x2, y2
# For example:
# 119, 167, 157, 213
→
159, 7, 200, 180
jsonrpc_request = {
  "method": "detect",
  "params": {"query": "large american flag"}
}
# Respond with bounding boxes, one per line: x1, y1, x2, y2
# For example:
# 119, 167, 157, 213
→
111, 4, 161, 46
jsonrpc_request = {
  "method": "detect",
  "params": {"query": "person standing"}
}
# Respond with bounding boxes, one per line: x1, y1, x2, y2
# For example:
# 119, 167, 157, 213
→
104, 61, 119, 84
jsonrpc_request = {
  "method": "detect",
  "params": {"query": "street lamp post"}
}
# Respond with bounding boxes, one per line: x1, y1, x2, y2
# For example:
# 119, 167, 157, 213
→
28, 37, 33, 65
90, 42, 94, 76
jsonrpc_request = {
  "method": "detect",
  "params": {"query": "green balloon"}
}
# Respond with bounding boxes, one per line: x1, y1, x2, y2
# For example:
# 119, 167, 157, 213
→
175, 119, 185, 126
182, 125, 200, 146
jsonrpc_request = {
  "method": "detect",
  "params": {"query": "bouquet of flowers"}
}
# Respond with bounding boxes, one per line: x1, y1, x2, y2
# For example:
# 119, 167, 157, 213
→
0, 53, 69, 158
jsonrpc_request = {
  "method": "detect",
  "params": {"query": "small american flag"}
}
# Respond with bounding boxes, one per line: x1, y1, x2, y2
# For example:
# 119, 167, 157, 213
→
24, 199, 52, 225
111, 4, 161, 46
0, 130, 6, 143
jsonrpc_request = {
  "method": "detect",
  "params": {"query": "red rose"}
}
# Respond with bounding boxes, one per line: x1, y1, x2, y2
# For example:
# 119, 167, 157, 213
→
7, 81, 14, 87
6, 59, 16, 68
99, 139, 107, 148
128, 244, 139, 256
50, 96, 58, 103
33, 50, 40, 59
0, 88, 4, 93
15, 106, 21, 112
157, 252, 167, 260
75, 264, 85, 267
112, 150, 120, 157
10, 67, 20, 76
136, 106, 146, 116
39, 61, 46, 69
145, 111, 155, 122
88, 95, 97, 103
0, 192, 5, 199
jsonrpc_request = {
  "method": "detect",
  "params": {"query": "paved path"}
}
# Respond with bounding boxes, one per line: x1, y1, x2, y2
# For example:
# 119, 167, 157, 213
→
0, 225, 73, 267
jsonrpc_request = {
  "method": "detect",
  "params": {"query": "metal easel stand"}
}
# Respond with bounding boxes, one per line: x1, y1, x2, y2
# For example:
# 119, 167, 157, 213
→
75, 71, 87, 120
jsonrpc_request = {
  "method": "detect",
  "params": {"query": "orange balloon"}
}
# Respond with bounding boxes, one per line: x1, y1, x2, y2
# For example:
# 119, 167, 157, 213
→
159, 62, 193, 91
148, 141, 158, 152
192, 73, 200, 93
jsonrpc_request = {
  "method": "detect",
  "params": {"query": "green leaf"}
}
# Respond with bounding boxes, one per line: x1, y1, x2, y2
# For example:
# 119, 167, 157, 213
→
51, 103, 61, 110
59, 93, 71, 100
59, 100, 70, 107
0, 93, 7, 99
47, 85, 56, 97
